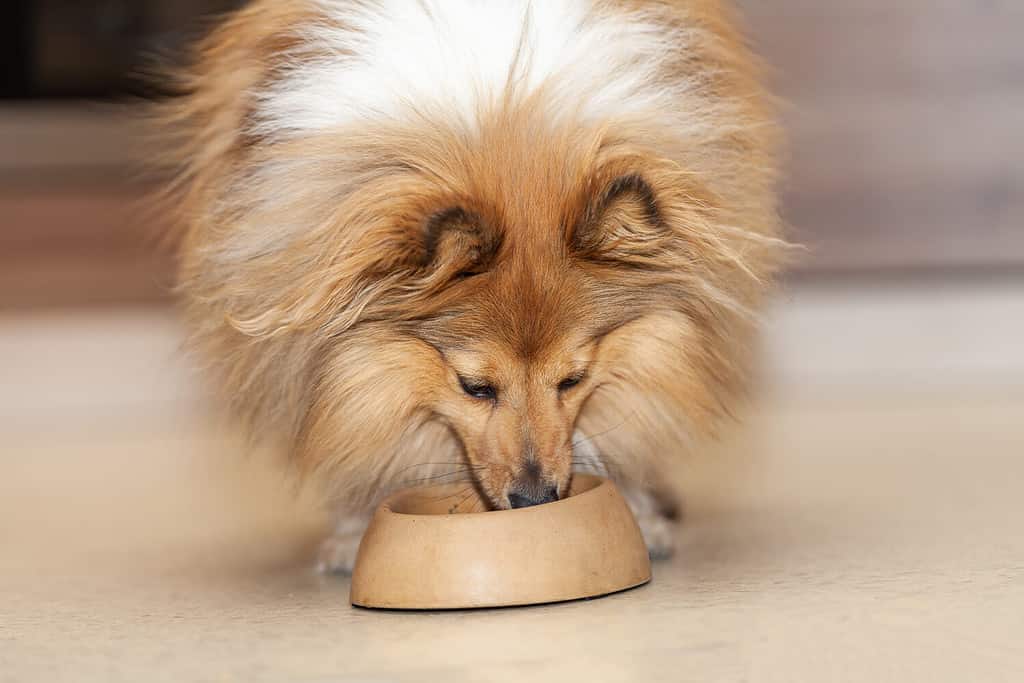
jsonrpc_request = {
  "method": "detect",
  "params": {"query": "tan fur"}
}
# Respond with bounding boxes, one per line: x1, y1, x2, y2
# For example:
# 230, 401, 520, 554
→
160, 0, 786, 519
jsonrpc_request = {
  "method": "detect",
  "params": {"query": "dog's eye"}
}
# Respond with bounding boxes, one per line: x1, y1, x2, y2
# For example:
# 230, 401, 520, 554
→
458, 376, 497, 401
557, 374, 585, 393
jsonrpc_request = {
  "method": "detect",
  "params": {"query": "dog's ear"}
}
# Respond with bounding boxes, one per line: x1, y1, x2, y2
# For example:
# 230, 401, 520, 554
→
571, 174, 673, 268
418, 207, 499, 280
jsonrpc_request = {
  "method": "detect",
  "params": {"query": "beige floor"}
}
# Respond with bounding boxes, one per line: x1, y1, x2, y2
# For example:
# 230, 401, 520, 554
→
3, 285, 1024, 682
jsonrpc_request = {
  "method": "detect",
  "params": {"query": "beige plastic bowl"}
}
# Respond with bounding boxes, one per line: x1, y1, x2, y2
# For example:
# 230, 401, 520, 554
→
349, 474, 651, 609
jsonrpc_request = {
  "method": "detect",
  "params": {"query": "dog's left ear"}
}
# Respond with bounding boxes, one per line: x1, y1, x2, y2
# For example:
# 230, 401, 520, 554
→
419, 207, 499, 280
570, 174, 674, 267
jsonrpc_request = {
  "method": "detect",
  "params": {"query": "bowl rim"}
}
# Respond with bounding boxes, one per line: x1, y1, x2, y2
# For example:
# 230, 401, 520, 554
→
381, 472, 608, 517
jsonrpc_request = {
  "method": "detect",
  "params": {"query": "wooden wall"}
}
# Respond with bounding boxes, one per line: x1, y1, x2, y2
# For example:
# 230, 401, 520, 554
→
739, 0, 1024, 273
0, 105, 174, 308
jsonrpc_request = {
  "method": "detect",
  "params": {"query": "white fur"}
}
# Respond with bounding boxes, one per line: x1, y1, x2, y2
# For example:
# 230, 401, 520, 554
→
252, 0, 703, 137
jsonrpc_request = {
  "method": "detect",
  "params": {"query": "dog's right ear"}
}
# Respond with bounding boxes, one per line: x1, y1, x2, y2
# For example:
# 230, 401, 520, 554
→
570, 174, 674, 269
418, 207, 501, 281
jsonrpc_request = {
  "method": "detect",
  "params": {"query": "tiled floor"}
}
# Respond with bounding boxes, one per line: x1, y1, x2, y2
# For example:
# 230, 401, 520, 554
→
3, 282, 1023, 682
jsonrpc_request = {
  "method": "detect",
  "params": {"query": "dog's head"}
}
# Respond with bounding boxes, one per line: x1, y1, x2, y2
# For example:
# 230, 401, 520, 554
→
167, 1, 783, 509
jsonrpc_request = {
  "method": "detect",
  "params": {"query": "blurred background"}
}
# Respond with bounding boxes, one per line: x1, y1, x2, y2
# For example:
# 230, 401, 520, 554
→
2, 2, 1022, 680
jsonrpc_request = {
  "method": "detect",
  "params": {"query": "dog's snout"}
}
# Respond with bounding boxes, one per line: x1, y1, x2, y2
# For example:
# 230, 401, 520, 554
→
507, 459, 559, 508
508, 487, 559, 509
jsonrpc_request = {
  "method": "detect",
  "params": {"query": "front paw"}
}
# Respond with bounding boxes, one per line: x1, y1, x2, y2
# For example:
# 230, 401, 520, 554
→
621, 485, 679, 560
636, 512, 677, 560
316, 529, 363, 575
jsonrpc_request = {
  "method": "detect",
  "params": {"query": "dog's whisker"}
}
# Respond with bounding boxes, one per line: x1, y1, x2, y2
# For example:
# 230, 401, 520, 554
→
390, 461, 483, 474
411, 484, 476, 505
445, 486, 480, 512
394, 468, 487, 482
571, 411, 638, 448
389, 462, 485, 479
399, 470, 481, 486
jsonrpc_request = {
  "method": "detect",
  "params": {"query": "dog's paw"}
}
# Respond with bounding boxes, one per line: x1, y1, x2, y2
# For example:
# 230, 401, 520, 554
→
636, 511, 677, 560
317, 513, 372, 575
620, 484, 680, 560
317, 514, 370, 574
316, 529, 363, 574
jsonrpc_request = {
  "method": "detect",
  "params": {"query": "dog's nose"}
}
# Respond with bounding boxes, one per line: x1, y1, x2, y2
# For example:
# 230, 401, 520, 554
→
507, 460, 559, 508
508, 486, 559, 509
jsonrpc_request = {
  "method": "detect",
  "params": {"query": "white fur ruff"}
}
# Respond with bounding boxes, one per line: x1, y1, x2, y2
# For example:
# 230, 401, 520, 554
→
252, 0, 704, 137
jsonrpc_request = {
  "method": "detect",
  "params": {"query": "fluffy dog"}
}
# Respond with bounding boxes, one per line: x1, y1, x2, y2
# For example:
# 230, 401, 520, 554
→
163, 0, 784, 572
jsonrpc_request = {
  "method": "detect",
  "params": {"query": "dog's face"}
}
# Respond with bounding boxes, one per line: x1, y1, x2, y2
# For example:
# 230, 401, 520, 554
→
429, 323, 594, 509
415, 245, 602, 509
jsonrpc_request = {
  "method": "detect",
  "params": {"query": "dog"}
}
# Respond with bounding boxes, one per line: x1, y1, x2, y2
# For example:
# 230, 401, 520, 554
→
162, 0, 784, 572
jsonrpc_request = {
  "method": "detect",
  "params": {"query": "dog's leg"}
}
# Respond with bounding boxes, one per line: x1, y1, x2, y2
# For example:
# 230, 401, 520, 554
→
316, 512, 371, 574
620, 484, 680, 560
572, 429, 679, 559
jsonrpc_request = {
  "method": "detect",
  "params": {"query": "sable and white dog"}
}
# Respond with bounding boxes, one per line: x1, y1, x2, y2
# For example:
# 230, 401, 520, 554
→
164, 0, 783, 572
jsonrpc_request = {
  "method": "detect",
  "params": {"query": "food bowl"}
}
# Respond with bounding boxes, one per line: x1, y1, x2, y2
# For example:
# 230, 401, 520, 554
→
349, 474, 651, 609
